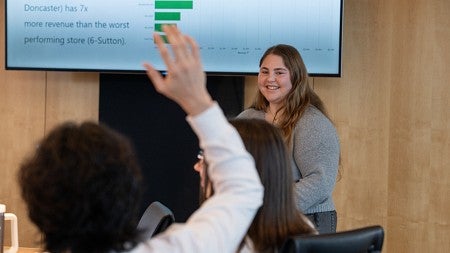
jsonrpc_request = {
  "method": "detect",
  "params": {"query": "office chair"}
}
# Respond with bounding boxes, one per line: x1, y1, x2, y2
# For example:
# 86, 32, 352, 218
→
280, 225, 384, 253
137, 201, 175, 238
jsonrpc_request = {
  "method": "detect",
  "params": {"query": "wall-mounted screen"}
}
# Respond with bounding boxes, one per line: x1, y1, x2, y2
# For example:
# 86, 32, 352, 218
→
6, 0, 343, 76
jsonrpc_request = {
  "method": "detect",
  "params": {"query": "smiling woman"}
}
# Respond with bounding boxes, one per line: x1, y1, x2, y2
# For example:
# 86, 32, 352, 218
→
237, 44, 341, 235
257, 53, 293, 123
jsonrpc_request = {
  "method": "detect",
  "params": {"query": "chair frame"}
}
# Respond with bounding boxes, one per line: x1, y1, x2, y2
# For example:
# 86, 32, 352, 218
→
137, 201, 175, 238
280, 225, 384, 253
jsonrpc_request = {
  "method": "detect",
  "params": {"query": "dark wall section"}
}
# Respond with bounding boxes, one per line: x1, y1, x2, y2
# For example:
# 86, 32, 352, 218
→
99, 73, 244, 222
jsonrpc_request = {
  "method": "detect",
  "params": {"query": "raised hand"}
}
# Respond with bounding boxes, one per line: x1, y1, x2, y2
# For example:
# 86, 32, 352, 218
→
143, 25, 213, 116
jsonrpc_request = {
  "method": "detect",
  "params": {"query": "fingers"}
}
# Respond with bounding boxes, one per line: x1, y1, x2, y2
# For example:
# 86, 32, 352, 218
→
152, 25, 197, 71
185, 35, 200, 61
143, 62, 164, 92
153, 32, 172, 72
143, 25, 212, 115
163, 25, 191, 60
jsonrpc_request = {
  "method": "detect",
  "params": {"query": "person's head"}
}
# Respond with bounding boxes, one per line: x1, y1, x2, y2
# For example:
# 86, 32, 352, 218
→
199, 118, 316, 252
253, 44, 329, 142
18, 121, 143, 253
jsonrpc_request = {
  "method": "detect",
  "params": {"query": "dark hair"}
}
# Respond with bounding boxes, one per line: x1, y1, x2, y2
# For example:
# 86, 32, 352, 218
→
18, 121, 143, 253
200, 119, 316, 252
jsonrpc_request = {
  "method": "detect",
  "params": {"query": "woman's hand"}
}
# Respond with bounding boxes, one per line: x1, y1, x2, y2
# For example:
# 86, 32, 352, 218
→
143, 25, 213, 116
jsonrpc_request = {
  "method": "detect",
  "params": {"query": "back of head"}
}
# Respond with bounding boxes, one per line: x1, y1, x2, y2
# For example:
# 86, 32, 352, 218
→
229, 119, 316, 252
18, 121, 143, 253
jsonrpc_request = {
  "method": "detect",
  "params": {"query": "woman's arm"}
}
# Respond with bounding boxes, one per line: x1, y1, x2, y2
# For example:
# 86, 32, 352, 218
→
292, 108, 340, 213
141, 25, 263, 253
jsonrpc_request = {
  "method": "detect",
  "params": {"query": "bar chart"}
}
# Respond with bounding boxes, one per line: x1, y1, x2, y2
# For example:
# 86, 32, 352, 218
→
144, 0, 342, 74
154, 0, 193, 42
7, 0, 342, 75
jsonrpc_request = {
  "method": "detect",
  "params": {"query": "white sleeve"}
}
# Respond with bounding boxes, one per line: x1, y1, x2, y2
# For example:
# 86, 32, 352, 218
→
133, 103, 263, 253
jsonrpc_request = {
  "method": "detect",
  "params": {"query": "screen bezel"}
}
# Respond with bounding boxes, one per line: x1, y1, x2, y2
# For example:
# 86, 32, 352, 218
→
5, 0, 344, 77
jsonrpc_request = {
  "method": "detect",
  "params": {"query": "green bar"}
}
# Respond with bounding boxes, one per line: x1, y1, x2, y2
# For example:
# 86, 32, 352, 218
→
155, 12, 181, 21
160, 34, 169, 44
155, 23, 176, 32
155, 1, 193, 9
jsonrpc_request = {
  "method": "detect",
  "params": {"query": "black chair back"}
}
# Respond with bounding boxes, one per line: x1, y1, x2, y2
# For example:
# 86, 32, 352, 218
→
280, 225, 384, 253
137, 201, 175, 238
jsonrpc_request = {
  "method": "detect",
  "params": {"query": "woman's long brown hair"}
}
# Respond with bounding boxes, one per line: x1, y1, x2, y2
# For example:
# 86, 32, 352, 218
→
200, 119, 316, 252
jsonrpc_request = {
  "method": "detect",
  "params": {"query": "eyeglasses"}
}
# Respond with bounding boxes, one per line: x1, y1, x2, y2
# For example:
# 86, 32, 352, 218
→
197, 150, 204, 160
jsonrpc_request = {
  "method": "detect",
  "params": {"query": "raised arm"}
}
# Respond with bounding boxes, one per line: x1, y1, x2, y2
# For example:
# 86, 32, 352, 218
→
143, 25, 212, 116
140, 25, 263, 253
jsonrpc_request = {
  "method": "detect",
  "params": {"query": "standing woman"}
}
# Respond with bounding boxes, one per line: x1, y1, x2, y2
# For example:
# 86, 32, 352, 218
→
237, 44, 340, 234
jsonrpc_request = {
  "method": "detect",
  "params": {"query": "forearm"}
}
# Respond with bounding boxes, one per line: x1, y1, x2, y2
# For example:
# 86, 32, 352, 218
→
145, 103, 263, 253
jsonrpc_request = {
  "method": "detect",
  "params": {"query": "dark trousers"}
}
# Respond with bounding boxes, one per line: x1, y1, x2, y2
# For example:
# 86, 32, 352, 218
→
305, 210, 337, 234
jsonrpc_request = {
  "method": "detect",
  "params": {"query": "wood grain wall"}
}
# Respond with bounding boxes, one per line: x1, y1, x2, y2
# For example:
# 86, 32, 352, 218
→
0, 71, 99, 247
245, 0, 449, 252
0, 1, 99, 246
1, 0, 448, 252
386, 0, 449, 251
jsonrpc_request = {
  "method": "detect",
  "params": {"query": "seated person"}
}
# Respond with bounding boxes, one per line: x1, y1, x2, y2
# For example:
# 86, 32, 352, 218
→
17, 25, 263, 253
195, 118, 317, 253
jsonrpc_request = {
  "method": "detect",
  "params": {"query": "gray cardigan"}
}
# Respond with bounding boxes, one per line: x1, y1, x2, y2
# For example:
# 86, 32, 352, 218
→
237, 106, 340, 214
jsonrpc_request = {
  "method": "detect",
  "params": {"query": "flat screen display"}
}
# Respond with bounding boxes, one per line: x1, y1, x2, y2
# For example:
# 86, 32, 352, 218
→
6, 0, 343, 76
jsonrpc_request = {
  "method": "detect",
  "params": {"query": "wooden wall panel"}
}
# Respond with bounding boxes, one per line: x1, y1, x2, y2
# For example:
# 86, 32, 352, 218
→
1, 0, 45, 246
45, 72, 99, 132
315, 0, 392, 232
0, 70, 99, 248
243, 76, 258, 109
0, 71, 99, 248
388, 0, 450, 252
0, 70, 46, 248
